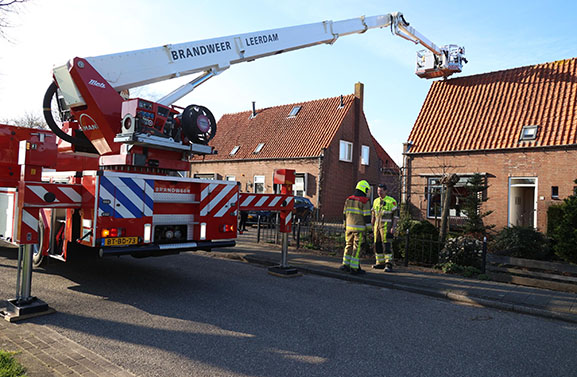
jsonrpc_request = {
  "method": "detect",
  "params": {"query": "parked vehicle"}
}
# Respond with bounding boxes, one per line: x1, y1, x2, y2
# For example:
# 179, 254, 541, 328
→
293, 196, 314, 223
246, 210, 275, 225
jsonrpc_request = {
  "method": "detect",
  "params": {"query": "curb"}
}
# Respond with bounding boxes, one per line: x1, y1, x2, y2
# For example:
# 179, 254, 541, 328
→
216, 252, 577, 325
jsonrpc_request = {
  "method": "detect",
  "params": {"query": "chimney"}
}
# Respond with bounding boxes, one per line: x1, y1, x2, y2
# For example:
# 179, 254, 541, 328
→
339, 95, 344, 108
354, 82, 364, 111
251, 101, 256, 117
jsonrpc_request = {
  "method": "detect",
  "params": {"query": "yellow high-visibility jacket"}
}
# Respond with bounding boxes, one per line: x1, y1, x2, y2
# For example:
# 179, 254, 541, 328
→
343, 195, 372, 232
372, 195, 398, 228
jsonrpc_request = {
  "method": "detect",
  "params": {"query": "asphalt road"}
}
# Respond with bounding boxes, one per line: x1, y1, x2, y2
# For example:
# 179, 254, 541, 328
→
1, 247, 576, 377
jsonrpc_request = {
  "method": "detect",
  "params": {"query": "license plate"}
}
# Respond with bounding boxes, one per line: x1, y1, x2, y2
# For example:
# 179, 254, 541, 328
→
104, 237, 138, 246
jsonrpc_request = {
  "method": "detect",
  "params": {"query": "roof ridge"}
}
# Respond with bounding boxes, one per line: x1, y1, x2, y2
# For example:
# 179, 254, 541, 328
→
442, 56, 577, 82
221, 93, 356, 117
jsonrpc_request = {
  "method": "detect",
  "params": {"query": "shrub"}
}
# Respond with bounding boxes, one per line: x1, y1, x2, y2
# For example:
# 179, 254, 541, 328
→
460, 173, 494, 236
490, 226, 551, 260
547, 204, 564, 237
394, 220, 440, 265
461, 266, 482, 278
550, 188, 577, 264
439, 235, 484, 269
436, 262, 462, 274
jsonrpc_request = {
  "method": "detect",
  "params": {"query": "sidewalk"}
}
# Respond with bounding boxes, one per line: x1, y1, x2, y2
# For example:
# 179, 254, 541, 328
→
210, 237, 577, 324
0, 318, 137, 377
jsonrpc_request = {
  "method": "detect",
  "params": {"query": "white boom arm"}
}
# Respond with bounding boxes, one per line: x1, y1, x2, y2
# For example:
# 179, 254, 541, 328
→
82, 12, 465, 106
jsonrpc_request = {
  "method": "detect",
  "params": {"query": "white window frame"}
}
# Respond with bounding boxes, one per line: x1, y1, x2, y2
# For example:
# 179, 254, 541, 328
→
520, 125, 538, 141
288, 106, 301, 118
193, 173, 219, 180
426, 175, 480, 219
254, 143, 265, 154
361, 145, 370, 166
339, 140, 353, 162
230, 145, 240, 155
293, 173, 307, 197
254, 175, 265, 194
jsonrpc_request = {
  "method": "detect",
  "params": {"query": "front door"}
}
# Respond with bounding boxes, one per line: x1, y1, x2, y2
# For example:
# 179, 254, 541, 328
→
508, 177, 537, 228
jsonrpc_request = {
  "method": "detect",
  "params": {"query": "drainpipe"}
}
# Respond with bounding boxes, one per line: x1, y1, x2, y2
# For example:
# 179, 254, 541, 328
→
317, 148, 326, 219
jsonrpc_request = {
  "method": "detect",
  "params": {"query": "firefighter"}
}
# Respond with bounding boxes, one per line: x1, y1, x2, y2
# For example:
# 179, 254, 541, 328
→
340, 180, 372, 275
372, 184, 398, 272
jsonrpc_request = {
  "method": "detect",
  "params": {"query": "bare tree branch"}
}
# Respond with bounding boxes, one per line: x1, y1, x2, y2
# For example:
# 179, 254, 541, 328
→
1, 111, 47, 129
0, 0, 29, 40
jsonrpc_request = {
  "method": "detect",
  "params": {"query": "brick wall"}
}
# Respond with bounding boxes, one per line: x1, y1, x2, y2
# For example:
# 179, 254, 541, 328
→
320, 100, 398, 221
406, 148, 577, 232
191, 158, 320, 197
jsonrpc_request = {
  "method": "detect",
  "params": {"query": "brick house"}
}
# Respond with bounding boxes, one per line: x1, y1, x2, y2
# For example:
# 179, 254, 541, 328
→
404, 57, 577, 232
190, 82, 399, 221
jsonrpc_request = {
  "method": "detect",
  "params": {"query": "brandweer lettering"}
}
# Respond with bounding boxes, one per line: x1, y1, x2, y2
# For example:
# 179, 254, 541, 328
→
171, 41, 232, 60
245, 33, 279, 46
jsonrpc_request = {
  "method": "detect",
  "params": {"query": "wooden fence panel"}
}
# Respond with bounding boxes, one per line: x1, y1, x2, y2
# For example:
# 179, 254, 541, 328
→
486, 254, 577, 293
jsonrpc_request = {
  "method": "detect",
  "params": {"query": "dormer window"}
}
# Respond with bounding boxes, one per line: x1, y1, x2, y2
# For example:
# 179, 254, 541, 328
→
230, 145, 240, 156
520, 125, 538, 141
288, 106, 301, 118
254, 143, 265, 154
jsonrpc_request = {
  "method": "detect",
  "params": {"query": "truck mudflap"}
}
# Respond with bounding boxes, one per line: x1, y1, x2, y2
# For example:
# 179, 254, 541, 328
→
98, 240, 236, 258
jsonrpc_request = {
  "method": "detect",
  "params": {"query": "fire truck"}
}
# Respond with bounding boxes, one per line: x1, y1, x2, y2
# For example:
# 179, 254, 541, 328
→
1, 12, 465, 318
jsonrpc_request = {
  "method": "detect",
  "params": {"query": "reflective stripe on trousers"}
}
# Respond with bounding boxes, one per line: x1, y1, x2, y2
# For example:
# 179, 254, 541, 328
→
343, 231, 364, 269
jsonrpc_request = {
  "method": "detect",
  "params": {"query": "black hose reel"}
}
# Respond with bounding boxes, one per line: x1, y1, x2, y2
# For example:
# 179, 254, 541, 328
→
180, 105, 217, 145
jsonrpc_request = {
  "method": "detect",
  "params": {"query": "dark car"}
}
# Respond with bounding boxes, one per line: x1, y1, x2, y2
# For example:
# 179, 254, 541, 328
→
245, 196, 313, 226
246, 210, 275, 225
293, 196, 314, 223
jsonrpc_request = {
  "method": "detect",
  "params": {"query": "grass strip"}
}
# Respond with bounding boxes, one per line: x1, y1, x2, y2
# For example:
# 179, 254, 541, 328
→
0, 350, 27, 377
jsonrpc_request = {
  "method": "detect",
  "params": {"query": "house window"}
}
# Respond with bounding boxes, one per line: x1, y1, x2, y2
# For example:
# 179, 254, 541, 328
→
552, 186, 559, 199
225, 175, 236, 182
361, 145, 370, 166
426, 176, 482, 219
230, 146, 240, 155
254, 143, 265, 154
520, 125, 538, 141
288, 106, 301, 118
254, 175, 265, 193
293, 173, 307, 197
339, 140, 353, 162
193, 173, 220, 180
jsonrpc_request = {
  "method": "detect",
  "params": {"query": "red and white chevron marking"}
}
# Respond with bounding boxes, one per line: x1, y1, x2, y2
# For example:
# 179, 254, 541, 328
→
200, 183, 239, 218
279, 210, 292, 233
239, 194, 294, 211
23, 183, 83, 208
18, 208, 39, 244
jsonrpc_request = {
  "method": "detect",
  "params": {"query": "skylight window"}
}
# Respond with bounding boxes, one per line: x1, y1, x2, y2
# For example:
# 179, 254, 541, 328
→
288, 106, 301, 118
520, 125, 538, 141
230, 145, 240, 155
254, 143, 265, 154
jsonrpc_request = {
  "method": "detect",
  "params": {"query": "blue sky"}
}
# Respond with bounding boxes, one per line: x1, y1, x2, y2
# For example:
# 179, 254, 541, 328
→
1, 0, 576, 165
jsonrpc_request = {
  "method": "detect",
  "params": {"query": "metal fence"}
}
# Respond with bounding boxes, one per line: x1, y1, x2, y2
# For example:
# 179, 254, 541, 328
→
243, 216, 487, 269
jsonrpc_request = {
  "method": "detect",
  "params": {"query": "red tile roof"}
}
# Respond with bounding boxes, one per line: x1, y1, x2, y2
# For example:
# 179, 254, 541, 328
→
371, 135, 399, 172
407, 57, 577, 154
198, 94, 355, 160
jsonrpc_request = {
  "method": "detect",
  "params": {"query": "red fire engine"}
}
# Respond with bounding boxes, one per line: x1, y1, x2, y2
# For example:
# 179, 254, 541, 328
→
0, 11, 465, 319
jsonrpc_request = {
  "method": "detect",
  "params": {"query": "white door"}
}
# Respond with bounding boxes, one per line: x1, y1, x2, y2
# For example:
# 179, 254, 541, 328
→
508, 177, 537, 228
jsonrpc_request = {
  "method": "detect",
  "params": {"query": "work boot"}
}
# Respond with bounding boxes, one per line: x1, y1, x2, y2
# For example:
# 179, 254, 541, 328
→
372, 263, 386, 269
350, 267, 366, 275
384, 263, 393, 272
339, 264, 351, 272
